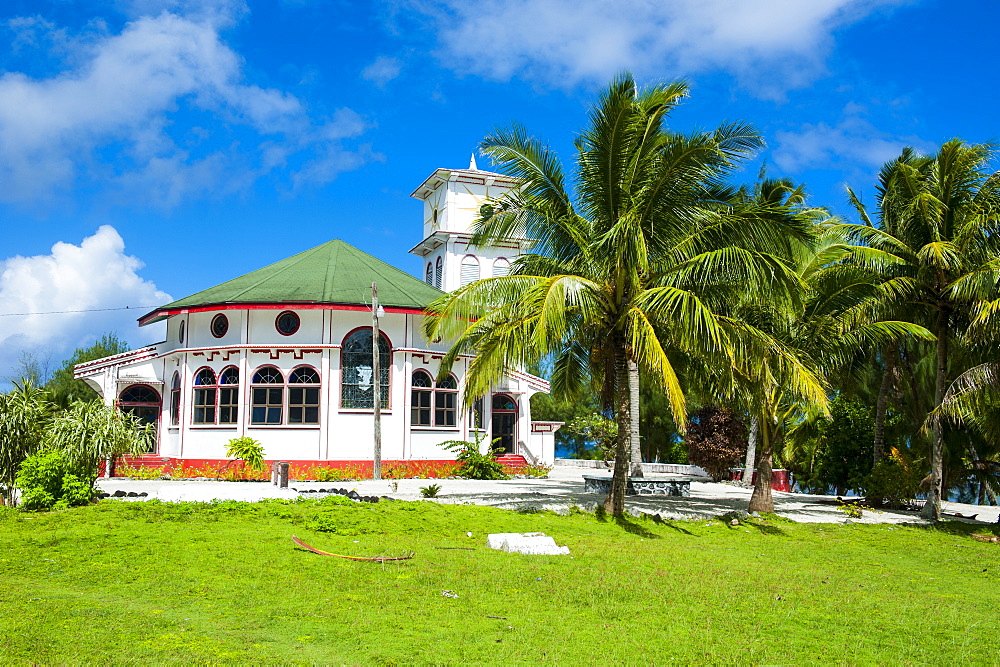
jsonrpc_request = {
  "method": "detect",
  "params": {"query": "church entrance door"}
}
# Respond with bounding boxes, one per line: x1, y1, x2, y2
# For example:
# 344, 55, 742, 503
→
491, 394, 517, 454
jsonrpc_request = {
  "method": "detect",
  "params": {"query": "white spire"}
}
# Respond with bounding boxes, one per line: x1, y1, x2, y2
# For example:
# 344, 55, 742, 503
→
469, 153, 478, 170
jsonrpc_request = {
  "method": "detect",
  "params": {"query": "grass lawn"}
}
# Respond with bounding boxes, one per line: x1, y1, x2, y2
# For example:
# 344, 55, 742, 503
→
1, 497, 998, 664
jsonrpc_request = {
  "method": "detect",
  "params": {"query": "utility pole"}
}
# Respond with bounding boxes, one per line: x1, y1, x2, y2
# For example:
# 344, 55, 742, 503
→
372, 281, 382, 480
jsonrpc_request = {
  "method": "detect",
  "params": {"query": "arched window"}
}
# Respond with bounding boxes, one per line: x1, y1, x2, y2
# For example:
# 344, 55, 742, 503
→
411, 370, 433, 426
493, 257, 510, 277
410, 370, 458, 427
192, 368, 217, 424
491, 393, 517, 454
118, 384, 160, 452
288, 366, 321, 424
425, 262, 434, 285
435, 374, 458, 427
218, 366, 239, 424
178, 320, 186, 344
169, 372, 180, 426
435, 256, 443, 289
251, 366, 284, 425
341, 329, 390, 409
460, 255, 479, 287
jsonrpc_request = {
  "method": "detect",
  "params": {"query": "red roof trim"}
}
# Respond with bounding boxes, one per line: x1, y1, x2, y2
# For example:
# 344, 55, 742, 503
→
139, 302, 426, 326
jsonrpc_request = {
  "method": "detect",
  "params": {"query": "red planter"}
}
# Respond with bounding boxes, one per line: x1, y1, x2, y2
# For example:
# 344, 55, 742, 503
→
729, 468, 793, 492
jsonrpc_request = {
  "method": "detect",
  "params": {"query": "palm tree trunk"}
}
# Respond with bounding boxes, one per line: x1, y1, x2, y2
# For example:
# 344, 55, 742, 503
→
873, 348, 896, 465
748, 410, 775, 513
628, 359, 643, 478
921, 314, 948, 521
967, 442, 999, 506
743, 416, 758, 484
604, 345, 631, 515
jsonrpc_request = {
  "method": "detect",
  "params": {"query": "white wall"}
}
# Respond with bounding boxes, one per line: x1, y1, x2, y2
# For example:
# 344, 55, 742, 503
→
77, 304, 553, 464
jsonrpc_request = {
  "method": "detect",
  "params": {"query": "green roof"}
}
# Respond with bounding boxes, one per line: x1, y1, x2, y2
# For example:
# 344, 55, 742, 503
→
140, 239, 443, 324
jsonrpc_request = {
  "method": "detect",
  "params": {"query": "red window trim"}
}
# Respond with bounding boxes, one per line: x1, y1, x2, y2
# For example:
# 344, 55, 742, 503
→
410, 368, 458, 428
340, 327, 393, 411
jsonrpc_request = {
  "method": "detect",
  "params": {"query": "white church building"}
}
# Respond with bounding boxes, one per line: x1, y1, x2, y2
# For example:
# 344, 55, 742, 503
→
74, 161, 561, 472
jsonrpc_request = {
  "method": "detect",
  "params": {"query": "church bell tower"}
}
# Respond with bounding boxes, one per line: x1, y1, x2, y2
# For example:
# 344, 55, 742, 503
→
409, 156, 531, 292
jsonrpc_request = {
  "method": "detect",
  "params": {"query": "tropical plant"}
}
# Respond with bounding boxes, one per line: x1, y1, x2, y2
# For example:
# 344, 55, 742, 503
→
684, 407, 746, 481
563, 412, 619, 461
424, 73, 815, 514
15, 448, 95, 511
45, 400, 155, 487
717, 225, 932, 513
439, 437, 508, 480
225, 436, 266, 471
841, 140, 1000, 520
419, 483, 442, 498
0, 380, 53, 506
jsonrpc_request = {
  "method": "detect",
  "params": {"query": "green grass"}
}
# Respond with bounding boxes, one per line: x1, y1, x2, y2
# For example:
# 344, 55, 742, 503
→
1, 499, 998, 664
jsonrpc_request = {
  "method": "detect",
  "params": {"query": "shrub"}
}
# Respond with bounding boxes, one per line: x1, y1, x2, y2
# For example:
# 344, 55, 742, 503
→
291, 463, 367, 481
15, 448, 95, 511
518, 463, 553, 478
439, 437, 508, 480
116, 464, 170, 480
420, 483, 442, 498
225, 437, 265, 471
564, 413, 618, 461
684, 407, 746, 481
865, 457, 921, 509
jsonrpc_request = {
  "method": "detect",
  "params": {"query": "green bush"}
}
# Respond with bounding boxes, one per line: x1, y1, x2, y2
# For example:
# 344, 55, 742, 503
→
439, 437, 508, 480
225, 437, 265, 471
16, 448, 95, 511
865, 457, 920, 509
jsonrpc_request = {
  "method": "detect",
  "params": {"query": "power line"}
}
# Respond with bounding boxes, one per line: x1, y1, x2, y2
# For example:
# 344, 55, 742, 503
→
0, 305, 159, 317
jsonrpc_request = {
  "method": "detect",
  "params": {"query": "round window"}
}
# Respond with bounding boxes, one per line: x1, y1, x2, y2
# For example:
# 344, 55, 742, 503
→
211, 313, 229, 338
275, 310, 300, 336
178, 320, 185, 344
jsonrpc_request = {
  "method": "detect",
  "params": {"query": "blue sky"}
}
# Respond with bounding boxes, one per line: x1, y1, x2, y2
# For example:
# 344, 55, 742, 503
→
0, 0, 996, 382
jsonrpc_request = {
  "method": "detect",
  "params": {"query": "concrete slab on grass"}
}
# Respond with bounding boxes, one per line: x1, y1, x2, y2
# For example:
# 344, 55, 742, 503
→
487, 532, 570, 555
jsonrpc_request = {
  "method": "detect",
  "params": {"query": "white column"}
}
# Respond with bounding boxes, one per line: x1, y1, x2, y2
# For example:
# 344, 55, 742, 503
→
320, 308, 331, 460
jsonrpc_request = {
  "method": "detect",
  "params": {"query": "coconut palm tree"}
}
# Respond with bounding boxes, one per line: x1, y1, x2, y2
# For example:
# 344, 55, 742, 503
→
839, 140, 1000, 519
423, 73, 815, 514
717, 224, 932, 513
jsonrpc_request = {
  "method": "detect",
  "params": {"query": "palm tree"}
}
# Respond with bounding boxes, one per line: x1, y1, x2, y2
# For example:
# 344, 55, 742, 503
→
723, 226, 930, 513
839, 140, 1000, 520
423, 73, 814, 514
46, 401, 155, 486
0, 380, 52, 506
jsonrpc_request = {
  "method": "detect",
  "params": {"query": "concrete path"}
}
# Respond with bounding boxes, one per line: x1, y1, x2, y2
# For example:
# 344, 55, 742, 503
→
94, 465, 1000, 525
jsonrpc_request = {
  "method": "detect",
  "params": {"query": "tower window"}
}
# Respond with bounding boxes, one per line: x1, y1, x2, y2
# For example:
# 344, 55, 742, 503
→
460, 255, 480, 287
435, 257, 443, 289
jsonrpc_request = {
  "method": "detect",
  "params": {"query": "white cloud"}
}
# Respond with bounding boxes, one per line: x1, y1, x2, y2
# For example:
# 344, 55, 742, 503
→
361, 56, 403, 87
410, 0, 908, 95
0, 2, 374, 206
771, 105, 930, 174
0, 226, 170, 381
